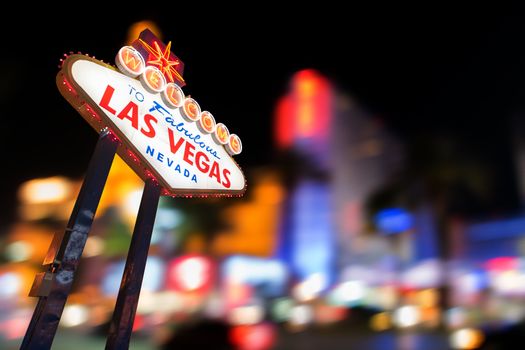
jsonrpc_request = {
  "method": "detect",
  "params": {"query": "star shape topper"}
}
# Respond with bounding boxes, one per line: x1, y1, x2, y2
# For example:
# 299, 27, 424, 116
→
132, 29, 186, 87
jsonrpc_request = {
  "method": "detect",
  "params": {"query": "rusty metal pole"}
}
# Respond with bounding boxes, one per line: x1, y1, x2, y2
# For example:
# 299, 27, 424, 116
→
105, 179, 161, 350
21, 129, 118, 350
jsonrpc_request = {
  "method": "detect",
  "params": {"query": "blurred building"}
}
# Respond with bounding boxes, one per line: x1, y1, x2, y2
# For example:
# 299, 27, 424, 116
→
274, 69, 405, 292
331, 94, 404, 264
458, 114, 525, 269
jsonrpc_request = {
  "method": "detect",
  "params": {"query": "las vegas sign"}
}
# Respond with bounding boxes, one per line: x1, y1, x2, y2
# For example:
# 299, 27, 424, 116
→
56, 30, 246, 197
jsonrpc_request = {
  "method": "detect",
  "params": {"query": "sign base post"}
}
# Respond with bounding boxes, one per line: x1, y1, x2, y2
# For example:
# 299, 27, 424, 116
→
21, 129, 118, 350
105, 179, 161, 350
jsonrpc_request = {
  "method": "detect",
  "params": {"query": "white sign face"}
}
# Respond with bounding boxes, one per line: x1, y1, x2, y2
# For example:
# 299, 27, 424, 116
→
58, 56, 246, 197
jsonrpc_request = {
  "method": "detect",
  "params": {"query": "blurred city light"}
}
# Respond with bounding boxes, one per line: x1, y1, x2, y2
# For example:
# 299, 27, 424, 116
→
223, 256, 288, 297
1, 309, 31, 340
230, 323, 276, 350
314, 303, 347, 325
372, 285, 398, 310
17, 177, 78, 221
142, 256, 165, 292
370, 312, 392, 332
126, 20, 162, 44
83, 236, 105, 258
95, 156, 143, 225
19, 177, 71, 204
449, 328, 484, 349
292, 273, 327, 302
275, 69, 331, 158
122, 189, 144, 229
166, 255, 214, 293
416, 288, 439, 308
288, 304, 314, 329
5, 241, 32, 262
445, 307, 468, 329
102, 260, 126, 296
328, 280, 366, 306
270, 297, 294, 322
402, 259, 443, 289
213, 172, 283, 257
137, 291, 184, 315
375, 208, 413, 234
151, 207, 182, 245
228, 304, 265, 325
60, 304, 89, 328
0, 272, 22, 299
393, 305, 421, 328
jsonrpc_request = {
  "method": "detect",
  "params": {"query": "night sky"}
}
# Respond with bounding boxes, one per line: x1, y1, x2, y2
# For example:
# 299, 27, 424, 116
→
1, 3, 524, 224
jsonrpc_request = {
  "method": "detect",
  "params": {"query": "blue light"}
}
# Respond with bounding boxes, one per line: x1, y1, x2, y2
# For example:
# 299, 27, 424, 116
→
102, 256, 165, 296
289, 181, 335, 287
375, 208, 413, 234
223, 256, 288, 297
102, 260, 125, 296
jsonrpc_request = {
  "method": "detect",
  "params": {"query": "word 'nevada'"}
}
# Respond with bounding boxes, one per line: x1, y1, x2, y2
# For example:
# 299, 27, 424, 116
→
115, 45, 242, 156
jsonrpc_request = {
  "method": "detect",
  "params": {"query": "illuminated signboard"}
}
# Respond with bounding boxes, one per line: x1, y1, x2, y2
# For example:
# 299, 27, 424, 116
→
57, 29, 245, 197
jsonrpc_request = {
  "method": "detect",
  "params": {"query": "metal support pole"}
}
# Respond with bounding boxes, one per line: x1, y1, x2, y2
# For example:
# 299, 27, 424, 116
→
21, 129, 118, 350
105, 179, 161, 350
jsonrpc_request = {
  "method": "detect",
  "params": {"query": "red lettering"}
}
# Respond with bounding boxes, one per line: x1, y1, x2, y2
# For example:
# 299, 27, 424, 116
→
141, 114, 157, 138
195, 152, 210, 173
99, 85, 116, 114
168, 129, 185, 154
183, 141, 196, 166
117, 101, 139, 130
222, 169, 231, 188
209, 161, 221, 183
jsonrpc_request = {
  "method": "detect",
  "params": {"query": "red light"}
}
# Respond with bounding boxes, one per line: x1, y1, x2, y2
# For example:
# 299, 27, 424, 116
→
485, 257, 517, 271
127, 150, 140, 163
132, 314, 144, 332
274, 69, 332, 149
144, 170, 158, 185
140, 40, 182, 83
166, 255, 214, 293
62, 79, 77, 96
108, 130, 121, 143
275, 96, 293, 149
291, 69, 331, 140
84, 105, 101, 121
230, 323, 276, 350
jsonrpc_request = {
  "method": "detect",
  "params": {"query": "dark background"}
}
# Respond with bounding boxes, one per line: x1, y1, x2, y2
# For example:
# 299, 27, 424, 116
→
1, 3, 524, 224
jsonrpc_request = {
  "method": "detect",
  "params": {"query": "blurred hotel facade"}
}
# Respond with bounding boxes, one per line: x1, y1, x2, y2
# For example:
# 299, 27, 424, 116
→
1, 69, 524, 349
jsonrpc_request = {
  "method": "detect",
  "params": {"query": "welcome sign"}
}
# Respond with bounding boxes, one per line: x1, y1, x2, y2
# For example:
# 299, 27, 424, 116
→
57, 29, 246, 197
22, 29, 247, 350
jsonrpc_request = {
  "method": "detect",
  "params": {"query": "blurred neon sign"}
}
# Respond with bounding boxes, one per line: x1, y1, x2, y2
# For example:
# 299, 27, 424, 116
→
275, 70, 331, 153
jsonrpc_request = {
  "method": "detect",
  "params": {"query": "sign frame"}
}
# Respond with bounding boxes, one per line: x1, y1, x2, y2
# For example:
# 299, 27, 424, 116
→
57, 54, 246, 198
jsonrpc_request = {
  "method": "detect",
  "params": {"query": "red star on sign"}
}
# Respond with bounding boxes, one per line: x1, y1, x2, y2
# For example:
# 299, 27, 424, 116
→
132, 29, 186, 87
